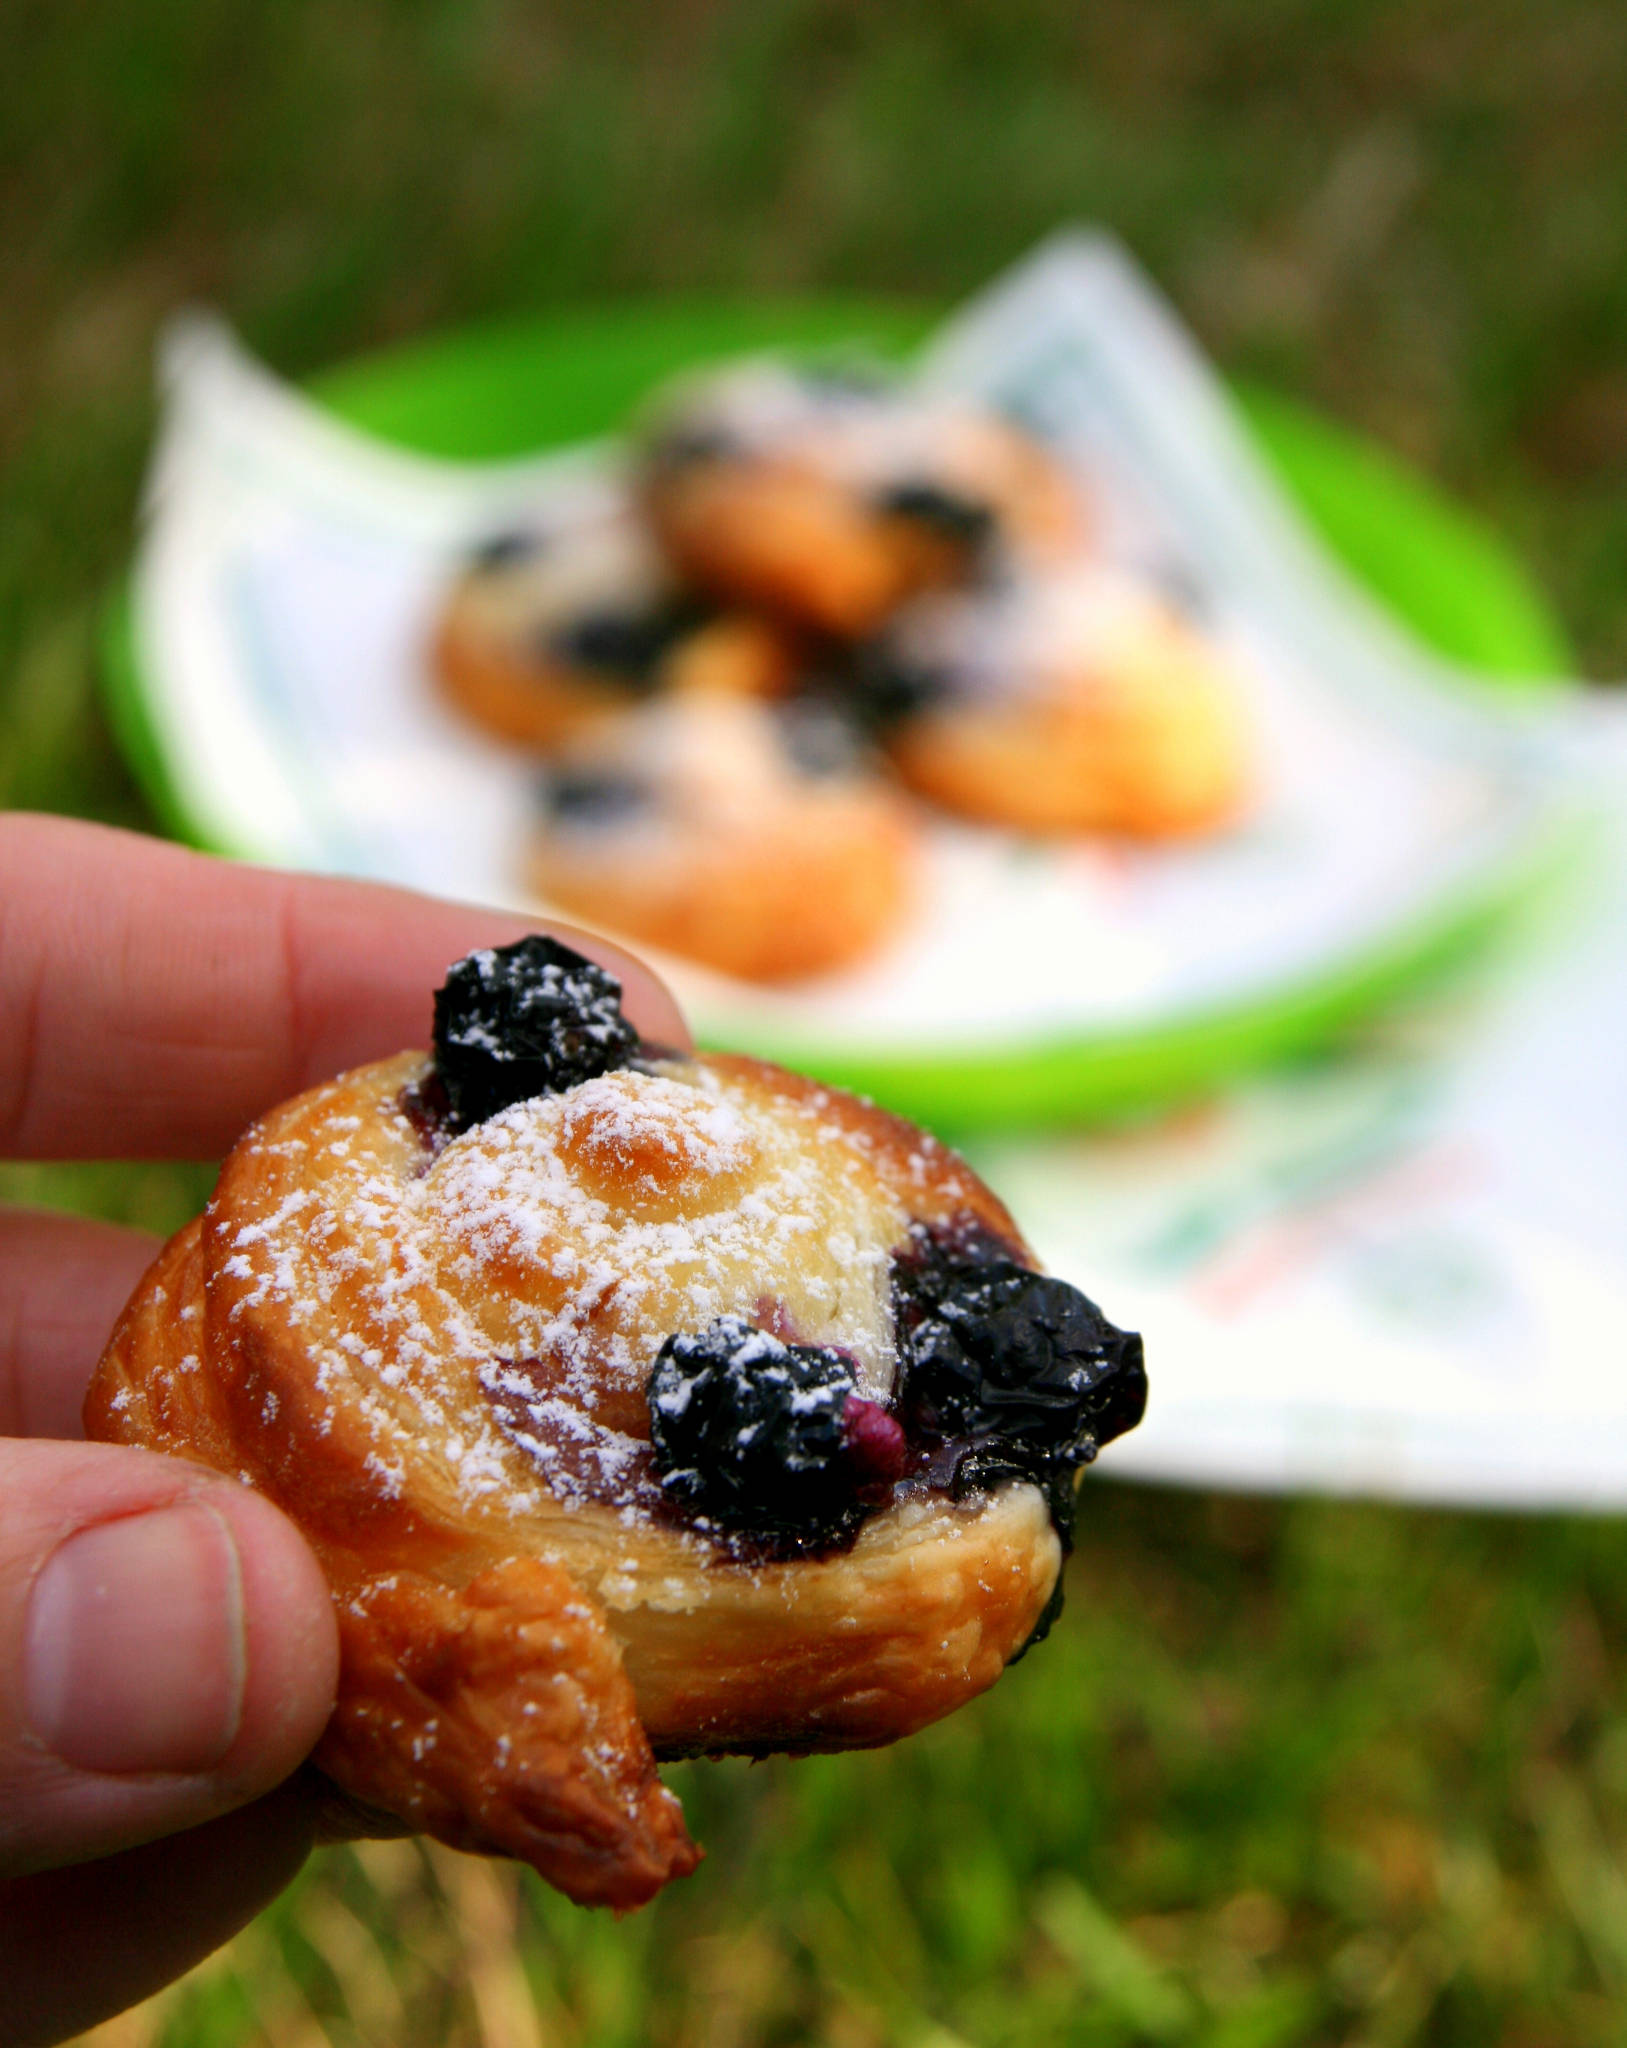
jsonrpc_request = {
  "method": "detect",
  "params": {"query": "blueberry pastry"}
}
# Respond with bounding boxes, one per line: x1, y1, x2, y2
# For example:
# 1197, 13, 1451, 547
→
640, 361, 1087, 636
86, 939, 1145, 1909
868, 566, 1251, 837
528, 693, 919, 983
434, 505, 793, 749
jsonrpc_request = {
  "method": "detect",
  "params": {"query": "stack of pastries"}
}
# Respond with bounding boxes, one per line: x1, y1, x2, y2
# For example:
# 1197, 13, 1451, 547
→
433, 359, 1250, 983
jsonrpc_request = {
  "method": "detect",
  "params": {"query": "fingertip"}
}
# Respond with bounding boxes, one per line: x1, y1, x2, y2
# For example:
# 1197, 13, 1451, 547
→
1, 1442, 340, 1876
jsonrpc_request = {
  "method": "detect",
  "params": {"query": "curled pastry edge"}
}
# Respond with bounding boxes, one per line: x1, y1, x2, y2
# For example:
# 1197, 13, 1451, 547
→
86, 1223, 699, 1910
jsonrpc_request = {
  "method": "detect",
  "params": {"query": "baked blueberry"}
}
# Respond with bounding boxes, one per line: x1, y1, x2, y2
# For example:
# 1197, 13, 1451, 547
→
648, 1316, 877, 1548
874, 479, 997, 550
893, 1219, 1146, 1541
432, 936, 640, 1129
548, 601, 702, 682
646, 1215, 1144, 1569
843, 641, 956, 735
470, 528, 547, 571
545, 766, 653, 826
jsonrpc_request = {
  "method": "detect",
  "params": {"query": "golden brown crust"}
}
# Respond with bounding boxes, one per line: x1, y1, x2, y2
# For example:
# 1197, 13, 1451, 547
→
529, 696, 921, 983
888, 666, 1248, 837
92, 1178, 698, 1908
531, 783, 918, 984
88, 1220, 226, 1466
316, 1559, 698, 1906
433, 607, 642, 751
429, 496, 799, 754
626, 1484, 1056, 1757
434, 604, 795, 753
883, 576, 1250, 838
642, 377, 1086, 636
648, 454, 1079, 638
86, 1048, 1060, 1906
649, 465, 921, 638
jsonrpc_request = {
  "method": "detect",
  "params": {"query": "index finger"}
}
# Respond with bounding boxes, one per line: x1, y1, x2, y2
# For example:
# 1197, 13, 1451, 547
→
0, 815, 691, 1161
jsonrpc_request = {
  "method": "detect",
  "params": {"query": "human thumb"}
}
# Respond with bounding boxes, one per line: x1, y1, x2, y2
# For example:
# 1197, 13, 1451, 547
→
0, 1438, 338, 1879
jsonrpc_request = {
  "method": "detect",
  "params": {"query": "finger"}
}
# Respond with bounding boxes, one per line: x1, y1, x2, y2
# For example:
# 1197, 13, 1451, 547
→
0, 814, 692, 1160
0, 1211, 161, 1440
0, 1440, 338, 1880
0, 1775, 319, 2048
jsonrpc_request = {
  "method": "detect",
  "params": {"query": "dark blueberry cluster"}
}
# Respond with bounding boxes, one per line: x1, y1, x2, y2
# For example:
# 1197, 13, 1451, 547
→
548, 600, 703, 683
874, 479, 996, 550
841, 642, 955, 735
647, 1317, 879, 1551
470, 528, 546, 572
786, 638, 949, 743
431, 935, 639, 1129
546, 766, 651, 827
642, 1223, 1145, 1576
892, 1219, 1146, 1545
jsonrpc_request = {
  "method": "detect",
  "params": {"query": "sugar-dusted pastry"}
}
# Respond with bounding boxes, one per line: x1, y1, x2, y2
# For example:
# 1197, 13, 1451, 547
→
868, 565, 1251, 838
640, 361, 1087, 637
86, 939, 1145, 1910
433, 505, 793, 749
529, 693, 920, 983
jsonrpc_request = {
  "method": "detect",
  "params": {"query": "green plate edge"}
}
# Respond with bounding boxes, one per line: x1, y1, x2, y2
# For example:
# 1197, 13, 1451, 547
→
99, 295, 1577, 1131
699, 820, 1581, 1134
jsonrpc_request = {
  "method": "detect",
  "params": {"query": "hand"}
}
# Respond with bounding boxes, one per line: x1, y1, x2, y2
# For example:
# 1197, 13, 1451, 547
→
0, 815, 688, 2047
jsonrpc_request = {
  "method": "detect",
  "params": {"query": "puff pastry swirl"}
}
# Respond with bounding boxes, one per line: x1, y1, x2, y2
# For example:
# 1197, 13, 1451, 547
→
86, 940, 1143, 1908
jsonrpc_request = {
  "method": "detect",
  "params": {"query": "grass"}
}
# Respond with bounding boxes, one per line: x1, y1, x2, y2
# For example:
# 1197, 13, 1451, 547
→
5, 2, 1627, 2041
74, 1490, 1627, 2046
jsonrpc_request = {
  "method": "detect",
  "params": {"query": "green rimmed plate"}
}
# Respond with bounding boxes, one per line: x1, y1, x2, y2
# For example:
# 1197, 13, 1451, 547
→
102, 288, 1575, 1134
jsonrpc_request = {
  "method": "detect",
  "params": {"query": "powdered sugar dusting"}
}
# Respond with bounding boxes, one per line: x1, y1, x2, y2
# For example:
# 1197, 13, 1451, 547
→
561, 1071, 748, 1183
217, 1056, 916, 1526
423, 1064, 904, 1411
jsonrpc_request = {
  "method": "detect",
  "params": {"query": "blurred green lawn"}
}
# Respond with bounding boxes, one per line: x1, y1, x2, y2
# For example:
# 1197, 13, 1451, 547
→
7, 4, 1627, 2043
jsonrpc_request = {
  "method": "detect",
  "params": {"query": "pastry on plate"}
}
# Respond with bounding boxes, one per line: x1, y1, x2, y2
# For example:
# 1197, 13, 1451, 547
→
640, 360, 1088, 637
868, 565, 1251, 837
434, 506, 793, 749
86, 938, 1145, 1908
529, 693, 920, 983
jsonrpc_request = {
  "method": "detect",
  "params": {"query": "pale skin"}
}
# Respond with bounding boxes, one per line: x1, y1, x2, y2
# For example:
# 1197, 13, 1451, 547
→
0, 814, 690, 2047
